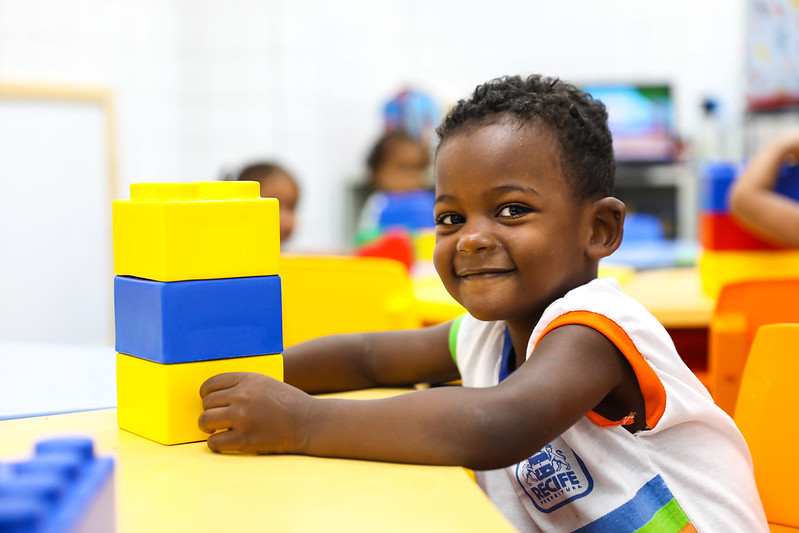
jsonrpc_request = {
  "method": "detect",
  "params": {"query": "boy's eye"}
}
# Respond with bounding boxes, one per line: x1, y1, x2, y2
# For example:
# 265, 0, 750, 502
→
436, 213, 465, 225
498, 205, 530, 218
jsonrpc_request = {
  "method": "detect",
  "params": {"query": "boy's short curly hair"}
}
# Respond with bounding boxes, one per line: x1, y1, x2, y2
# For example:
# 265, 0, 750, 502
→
436, 74, 615, 199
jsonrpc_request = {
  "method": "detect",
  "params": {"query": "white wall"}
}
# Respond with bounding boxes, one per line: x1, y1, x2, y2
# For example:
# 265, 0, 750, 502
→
0, 0, 748, 250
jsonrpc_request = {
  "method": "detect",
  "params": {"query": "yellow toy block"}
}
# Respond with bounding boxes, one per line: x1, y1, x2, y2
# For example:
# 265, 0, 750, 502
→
113, 181, 280, 281
117, 352, 283, 445
699, 249, 799, 298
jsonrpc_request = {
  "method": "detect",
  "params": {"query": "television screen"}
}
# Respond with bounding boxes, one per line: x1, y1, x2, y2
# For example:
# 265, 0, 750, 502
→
581, 84, 676, 164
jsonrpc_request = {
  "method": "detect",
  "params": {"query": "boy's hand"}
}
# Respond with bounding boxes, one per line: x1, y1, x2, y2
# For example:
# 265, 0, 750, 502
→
198, 372, 311, 455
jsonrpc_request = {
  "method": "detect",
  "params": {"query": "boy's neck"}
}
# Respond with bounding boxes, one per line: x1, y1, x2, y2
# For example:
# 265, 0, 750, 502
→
504, 273, 599, 369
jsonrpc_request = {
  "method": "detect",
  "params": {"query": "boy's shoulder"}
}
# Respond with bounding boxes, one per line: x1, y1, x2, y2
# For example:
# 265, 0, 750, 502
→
530, 276, 675, 362
541, 277, 659, 329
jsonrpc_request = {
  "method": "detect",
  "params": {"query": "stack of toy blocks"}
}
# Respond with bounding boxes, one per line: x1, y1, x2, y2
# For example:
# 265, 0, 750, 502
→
112, 182, 284, 445
0, 437, 115, 532
699, 162, 799, 297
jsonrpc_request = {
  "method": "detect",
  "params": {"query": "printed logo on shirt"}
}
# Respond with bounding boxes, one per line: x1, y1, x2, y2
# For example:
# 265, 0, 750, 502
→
515, 442, 594, 513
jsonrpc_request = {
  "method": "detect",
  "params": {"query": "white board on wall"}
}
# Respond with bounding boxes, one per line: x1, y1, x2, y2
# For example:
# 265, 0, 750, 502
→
0, 92, 114, 346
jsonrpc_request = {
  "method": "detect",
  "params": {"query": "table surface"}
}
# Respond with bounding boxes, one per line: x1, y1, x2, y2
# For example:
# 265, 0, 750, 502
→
0, 390, 515, 532
620, 267, 715, 328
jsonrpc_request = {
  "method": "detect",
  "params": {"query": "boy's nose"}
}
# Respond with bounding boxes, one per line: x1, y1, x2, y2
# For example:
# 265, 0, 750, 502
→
456, 227, 497, 254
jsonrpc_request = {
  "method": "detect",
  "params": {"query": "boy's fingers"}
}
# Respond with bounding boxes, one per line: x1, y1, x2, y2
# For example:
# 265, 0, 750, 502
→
199, 372, 246, 398
198, 407, 231, 434
201, 389, 230, 411
206, 428, 241, 453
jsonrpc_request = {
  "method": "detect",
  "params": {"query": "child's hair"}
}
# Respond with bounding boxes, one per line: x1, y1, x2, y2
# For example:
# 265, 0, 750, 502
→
366, 130, 430, 179
436, 74, 615, 200
236, 162, 295, 185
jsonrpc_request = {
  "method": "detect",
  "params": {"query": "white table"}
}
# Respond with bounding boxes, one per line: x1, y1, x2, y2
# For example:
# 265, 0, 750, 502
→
0, 340, 116, 419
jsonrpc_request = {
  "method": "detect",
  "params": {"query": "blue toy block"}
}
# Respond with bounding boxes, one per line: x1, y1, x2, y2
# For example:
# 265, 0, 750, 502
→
700, 161, 739, 213
774, 163, 799, 199
0, 437, 115, 533
701, 161, 799, 213
114, 275, 283, 364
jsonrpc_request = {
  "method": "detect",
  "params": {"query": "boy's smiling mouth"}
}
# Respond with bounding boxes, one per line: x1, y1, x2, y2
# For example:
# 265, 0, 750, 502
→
456, 267, 517, 279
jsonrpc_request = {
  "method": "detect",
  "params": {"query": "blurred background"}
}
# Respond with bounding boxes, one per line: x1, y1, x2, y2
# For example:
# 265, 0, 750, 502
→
1, 0, 797, 346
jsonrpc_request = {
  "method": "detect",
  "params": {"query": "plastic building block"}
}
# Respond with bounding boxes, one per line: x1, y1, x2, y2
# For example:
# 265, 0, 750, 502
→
699, 212, 787, 251
700, 161, 799, 214
112, 181, 280, 282
699, 249, 799, 297
114, 275, 283, 363
700, 161, 739, 213
0, 437, 115, 532
774, 163, 799, 199
116, 352, 283, 445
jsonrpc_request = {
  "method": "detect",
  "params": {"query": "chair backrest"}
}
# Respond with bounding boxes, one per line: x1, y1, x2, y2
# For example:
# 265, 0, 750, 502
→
280, 255, 421, 347
734, 324, 799, 529
708, 278, 799, 415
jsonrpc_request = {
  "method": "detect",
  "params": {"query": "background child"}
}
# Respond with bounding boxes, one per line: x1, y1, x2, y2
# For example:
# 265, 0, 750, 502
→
729, 130, 799, 246
355, 129, 433, 241
236, 161, 300, 244
200, 75, 767, 532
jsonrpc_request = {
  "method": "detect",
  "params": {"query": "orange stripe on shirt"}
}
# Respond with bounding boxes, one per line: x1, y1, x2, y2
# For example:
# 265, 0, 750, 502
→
534, 310, 666, 430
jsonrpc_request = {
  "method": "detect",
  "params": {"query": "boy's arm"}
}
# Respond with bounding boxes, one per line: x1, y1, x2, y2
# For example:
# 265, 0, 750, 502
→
729, 131, 799, 246
199, 323, 636, 471
282, 321, 460, 394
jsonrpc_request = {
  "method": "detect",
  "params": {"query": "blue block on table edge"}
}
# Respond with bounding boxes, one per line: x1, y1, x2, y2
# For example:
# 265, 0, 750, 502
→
114, 275, 283, 364
0, 437, 115, 533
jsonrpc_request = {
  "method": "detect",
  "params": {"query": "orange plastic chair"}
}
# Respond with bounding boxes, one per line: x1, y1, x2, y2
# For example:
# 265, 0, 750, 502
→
280, 254, 422, 347
734, 324, 799, 532
708, 278, 799, 415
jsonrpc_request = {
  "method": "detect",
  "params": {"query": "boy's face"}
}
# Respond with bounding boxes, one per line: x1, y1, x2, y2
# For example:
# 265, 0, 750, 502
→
433, 120, 597, 326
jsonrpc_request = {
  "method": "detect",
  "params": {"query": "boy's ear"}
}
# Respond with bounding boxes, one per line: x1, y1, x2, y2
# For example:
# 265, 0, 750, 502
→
585, 196, 626, 260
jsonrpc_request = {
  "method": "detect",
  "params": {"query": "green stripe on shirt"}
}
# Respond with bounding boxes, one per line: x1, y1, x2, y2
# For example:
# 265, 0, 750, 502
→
448, 314, 465, 364
635, 498, 692, 532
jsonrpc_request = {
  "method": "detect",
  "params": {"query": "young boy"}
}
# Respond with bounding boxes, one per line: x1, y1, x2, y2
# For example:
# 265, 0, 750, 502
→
200, 75, 768, 532
356, 129, 433, 241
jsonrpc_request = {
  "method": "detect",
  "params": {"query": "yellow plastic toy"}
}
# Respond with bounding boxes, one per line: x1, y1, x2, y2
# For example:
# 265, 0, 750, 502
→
699, 249, 799, 298
117, 352, 283, 445
281, 255, 421, 347
112, 181, 280, 282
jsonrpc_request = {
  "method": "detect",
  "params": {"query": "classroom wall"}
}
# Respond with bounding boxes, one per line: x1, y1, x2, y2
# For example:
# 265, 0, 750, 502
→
0, 0, 746, 251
